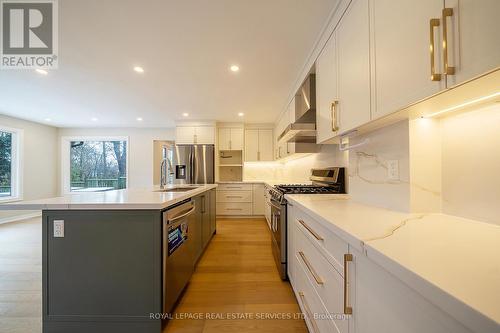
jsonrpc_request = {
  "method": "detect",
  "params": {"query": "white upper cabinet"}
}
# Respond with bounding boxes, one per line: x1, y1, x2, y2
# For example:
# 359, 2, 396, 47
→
316, 32, 338, 144
444, 0, 500, 87
218, 128, 231, 150
337, 0, 371, 133
258, 129, 274, 161
176, 126, 215, 145
370, 0, 446, 120
244, 129, 259, 161
245, 129, 273, 162
218, 128, 243, 150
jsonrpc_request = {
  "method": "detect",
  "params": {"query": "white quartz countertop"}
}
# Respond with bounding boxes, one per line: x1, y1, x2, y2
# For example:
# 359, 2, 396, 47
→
0, 184, 218, 210
285, 194, 500, 332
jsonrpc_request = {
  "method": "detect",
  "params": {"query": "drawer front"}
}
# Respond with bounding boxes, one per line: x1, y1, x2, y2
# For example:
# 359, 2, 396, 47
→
217, 183, 253, 191
216, 191, 252, 203
294, 220, 348, 332
294, 208, 348, 274
293, 251, 343, 333
216, 202, 252, 215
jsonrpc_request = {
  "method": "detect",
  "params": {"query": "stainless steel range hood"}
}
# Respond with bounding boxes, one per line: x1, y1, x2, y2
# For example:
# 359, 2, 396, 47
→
278, 74, 317, 143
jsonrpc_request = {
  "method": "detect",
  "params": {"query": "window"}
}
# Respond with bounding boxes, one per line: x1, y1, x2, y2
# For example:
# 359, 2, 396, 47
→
0, 127, 22, 201
62, 137, 128, 193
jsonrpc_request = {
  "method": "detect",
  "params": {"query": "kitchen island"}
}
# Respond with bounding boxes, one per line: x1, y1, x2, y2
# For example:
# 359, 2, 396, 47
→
0, 185, 217, 333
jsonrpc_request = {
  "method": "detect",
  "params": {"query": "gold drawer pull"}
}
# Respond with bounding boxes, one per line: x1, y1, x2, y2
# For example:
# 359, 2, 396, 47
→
226, 208, 243, 211
226, 196, 243, 198
442, 8, 455, 75
343, 253, 353, 315
298, 219, 324, 241
429, 18, 442, 81
299, 251, 324, 285
331, 100, 339, 132
299, 292, 320, 333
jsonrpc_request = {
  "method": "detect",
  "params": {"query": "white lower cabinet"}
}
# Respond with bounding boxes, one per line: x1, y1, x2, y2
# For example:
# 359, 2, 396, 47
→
288, 203, 474, 333
216, 183, 266, 216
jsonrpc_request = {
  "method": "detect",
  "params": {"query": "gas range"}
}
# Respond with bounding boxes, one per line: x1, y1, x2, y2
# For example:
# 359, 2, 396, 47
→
270, 184, 342, 203
268, 167, 346, 281
269, 167, 346, 204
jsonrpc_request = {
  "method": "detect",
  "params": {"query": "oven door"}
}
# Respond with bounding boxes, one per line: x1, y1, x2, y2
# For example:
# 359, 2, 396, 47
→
270, 198, 287, 279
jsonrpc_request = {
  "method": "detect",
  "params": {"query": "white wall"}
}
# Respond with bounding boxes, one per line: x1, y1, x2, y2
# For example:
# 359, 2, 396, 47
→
58, 128, 174, 190
0, 115, 59, 222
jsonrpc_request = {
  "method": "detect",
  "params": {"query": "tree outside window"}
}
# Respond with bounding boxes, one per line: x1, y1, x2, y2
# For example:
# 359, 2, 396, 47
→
70, 140, 127, 192
0, 131, 12, 197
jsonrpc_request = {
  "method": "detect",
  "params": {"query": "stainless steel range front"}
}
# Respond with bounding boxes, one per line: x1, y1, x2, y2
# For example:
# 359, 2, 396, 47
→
268, 167, 346, 280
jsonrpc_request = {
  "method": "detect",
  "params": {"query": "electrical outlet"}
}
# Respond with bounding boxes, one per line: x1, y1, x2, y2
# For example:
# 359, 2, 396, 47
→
387, 160, 399, 180
53, 220, 65, 238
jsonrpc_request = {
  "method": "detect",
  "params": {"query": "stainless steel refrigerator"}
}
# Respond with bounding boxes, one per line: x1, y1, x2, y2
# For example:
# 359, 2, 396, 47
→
172, 145, 215, 184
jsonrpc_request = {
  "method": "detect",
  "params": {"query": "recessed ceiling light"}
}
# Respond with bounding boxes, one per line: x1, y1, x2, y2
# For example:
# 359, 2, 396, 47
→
133, 66, 144, 73
238, 112, 244, 117
44, 118, 52, 122
182, 113, 189, 117
91, 117, 98, 122
136, 117, 143, 121
35, 69, 48, 75
230, 65, 240, 72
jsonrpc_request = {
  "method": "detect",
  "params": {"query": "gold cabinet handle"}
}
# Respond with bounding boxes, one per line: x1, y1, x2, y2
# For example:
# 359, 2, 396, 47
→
442, 8, 455, 75
299, 251, 324, 285
331, 101, 339, 131
343, 253, 353, 315
429, 18, 442, 81
298, 292, 320, 333
298, 219, 324, 241
257, 151, 261, 161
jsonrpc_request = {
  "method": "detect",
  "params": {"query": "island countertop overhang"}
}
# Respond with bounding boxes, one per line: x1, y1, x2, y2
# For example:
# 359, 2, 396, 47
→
0, 184, 218, 211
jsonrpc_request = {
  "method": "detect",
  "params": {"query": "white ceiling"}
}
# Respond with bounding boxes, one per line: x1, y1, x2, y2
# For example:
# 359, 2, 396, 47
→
0, 0, 336, 128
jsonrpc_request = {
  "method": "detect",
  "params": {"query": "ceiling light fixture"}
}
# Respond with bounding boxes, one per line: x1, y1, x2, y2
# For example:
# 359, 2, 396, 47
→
182, 113, 189, 117
133, 66, 145, 73
230, 65, 240, 72
423, 91, 500, 118
136, 117, 143, 121
91, 117, 98, 122
238, 112, 244, 117
44, 118, 52, 122
35, 69, 48, 75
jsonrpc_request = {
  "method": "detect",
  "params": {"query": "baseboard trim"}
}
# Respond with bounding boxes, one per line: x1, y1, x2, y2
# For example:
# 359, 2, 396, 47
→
0, 212, 42, 225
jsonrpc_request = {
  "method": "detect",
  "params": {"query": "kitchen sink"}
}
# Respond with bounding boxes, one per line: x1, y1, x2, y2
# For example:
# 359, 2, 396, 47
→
154, 187, 199, 193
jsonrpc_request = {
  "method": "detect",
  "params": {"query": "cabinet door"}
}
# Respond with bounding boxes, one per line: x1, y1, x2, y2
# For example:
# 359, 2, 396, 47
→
337, 0, 371, 133
230, 128, 244, 150
316, 32, 338, 144
351, 247, 471, 333
252, 184, 265, 215
371, 0, 445, 120
258, 129, 274, 161
218, 128, 231, 150
192, 196, 203, 262
175, 127, 196, 144
209, 189, 216, 235
195, 126, 215, 145
201, 195, 211, 249
445, 0, 500, 87
244, 129, 259, 161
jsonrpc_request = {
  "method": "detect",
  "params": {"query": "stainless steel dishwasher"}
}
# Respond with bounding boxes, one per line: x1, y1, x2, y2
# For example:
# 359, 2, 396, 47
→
163, 199, 196, 313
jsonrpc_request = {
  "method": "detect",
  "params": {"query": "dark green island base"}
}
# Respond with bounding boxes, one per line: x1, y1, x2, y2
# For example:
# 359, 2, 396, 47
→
41, 189, 216, 333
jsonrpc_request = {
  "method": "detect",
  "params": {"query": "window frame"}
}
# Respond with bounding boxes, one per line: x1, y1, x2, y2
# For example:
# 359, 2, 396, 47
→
61, 136, 129, 194
0, 126, 23, 203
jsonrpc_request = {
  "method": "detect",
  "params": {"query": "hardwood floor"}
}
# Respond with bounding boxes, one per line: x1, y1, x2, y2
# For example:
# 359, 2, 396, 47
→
0, 217, 306, 333
0, 218, 42, 333
163, 218, 307, 333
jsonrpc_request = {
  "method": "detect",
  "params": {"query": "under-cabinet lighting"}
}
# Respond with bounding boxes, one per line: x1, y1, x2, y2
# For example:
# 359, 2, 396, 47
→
182, 113, 189, 117
230, 65, 240, 72
133, 66, 144, 73
423, 92, 500, 118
